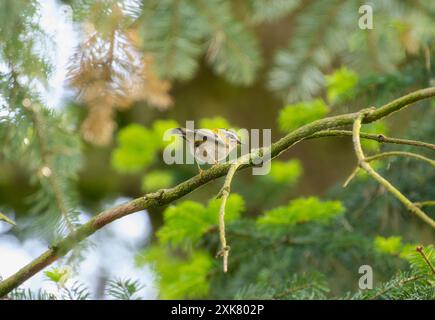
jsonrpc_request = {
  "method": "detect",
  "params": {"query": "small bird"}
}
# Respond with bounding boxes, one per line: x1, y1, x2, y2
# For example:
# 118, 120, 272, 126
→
171, 128, 241, 175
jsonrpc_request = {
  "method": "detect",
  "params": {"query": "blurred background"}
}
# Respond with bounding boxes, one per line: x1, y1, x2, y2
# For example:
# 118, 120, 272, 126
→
0, 0, 434, 299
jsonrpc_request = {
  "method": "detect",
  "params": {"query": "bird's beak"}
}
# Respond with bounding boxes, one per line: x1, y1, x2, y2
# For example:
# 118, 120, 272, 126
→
237, 139, 242, 145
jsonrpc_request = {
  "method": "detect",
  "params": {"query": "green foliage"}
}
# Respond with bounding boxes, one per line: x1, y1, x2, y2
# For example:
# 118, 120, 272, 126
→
151, 119, 180, 148
198, 116, 231, 130
268, 0, 435, 102
399, 244, 421, 260
9, 276, 147, 300
405, 246, 435, 276
204, 22, 260, 86
0, 0, 51, 81
350, 245, 435, 300
137, 246, 213, 299
349, 270, 434, 300
141, 170, 174, 192
278, 99, 329, 133
207, 193, 245, 222
59, 281, 91, 300
267, 159, 302, 185
140, 0, 204, 80
17, 272, 140, 300
235, 272, 329, 299
0, 0, 84, 244
198, 0, 261, 85
137, 0, 262, 85
157, 201, 207, 249
137, 194, 245, 299
157, 194, 244, 249
248, 0, 300, 23
0, 96, 83, 239
325, 67, 358, 104
44, 267, 71, 286
257, 197, 344, 227
8, 288, 57, 300
111, 124, 157, 173
111, 120, 179, 173
268, 0, 350, 101
14, 274, 90, 300
374, 236, 402, 255
105, 278, 144, 300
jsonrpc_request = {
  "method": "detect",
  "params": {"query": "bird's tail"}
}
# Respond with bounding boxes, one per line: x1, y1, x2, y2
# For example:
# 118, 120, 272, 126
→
170, 128, 186, 135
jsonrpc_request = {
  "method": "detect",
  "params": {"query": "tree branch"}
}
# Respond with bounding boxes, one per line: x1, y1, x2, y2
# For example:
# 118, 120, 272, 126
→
26, 103, 76, 233
416, 246, 435, 274
1, 87, 434, 297
215, 152, 253, 272
307, 130, 435, 151
351, 111, 435, 229
364, 151, 435, 167
342, 150, 435, 188
415, 201, 435, 208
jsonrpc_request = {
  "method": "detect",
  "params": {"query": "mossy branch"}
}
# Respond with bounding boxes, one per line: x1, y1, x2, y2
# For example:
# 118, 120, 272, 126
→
0, 87, 434, 297
344, 151, 435, 187
352, 112, 435, 228
364, 151, 435, 167
307, 130, 435, 151
415, 201, 435, 208
215, 152, 253, 272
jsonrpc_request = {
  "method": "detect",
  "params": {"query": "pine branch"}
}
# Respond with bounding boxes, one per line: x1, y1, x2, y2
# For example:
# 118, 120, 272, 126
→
0, 87, 434, 297
367, 275, 423, 300
416, 246, 435, 275
25, 104, 76, 234
196, 0, 261, 85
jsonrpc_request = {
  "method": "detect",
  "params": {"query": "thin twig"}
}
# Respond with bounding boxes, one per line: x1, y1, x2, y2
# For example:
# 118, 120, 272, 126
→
308, 130, 435, 151
368, 275, 422, 300
352, 112, 435, 228
272, 283, 316, 299
216, 153, 252, 272
415, 201, 435, 208
416, 246, 435, 275
364, 151, 435, 167
343, 167, 360, 187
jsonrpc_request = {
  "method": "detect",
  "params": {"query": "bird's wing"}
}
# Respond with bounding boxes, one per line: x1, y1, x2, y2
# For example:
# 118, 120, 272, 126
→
217, 128, 240, 142
170, 128, 226, 146
195, 129, 226, 145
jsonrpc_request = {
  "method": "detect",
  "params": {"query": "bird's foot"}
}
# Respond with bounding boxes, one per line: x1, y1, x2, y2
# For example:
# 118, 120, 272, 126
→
198, 168, 205, 178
